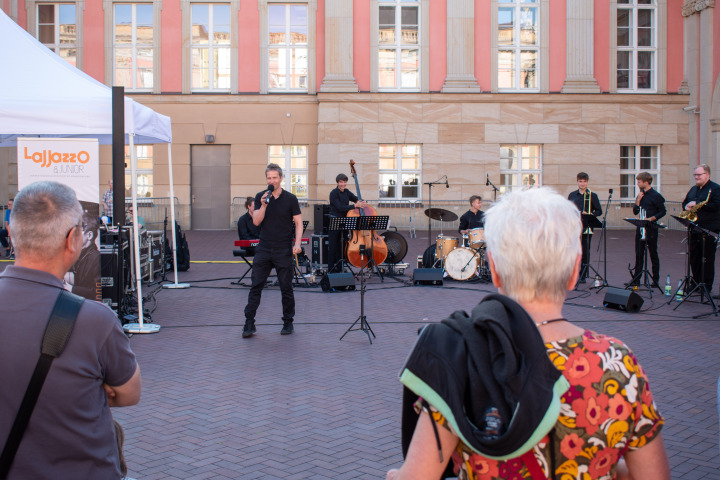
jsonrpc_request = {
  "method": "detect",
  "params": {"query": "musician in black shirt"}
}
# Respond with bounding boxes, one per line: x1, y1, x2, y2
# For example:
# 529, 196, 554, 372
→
243, 163, 302, 338
237, 196, 262, 255
458, 195, 484, 234
567, 172, 602, 282
682, 164, 720, 291
630, 172, 666, 286
327, 173, 367, 273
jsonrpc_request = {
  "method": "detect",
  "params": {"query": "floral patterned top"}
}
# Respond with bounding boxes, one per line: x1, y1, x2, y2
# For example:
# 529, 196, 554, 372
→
421, 330, 664, 480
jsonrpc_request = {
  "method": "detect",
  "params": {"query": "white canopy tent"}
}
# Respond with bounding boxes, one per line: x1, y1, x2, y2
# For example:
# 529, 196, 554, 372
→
0, 9, 184, 332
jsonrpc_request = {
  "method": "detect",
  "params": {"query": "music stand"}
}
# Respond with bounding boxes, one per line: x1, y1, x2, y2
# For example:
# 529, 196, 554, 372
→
576, 214, 604, 289
623, 218, 665, 297
340, 215, 389, 344
328, 216, 357, 274
671, 215, 719, 317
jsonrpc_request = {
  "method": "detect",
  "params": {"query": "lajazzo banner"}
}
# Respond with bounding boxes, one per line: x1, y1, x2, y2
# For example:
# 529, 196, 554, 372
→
17, 138, 101, 301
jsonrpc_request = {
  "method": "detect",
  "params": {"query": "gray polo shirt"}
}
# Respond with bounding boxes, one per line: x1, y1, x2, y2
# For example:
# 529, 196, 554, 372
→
0, 265, 137, 479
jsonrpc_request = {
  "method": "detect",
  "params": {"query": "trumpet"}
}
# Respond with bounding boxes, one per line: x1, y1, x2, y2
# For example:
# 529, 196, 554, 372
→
680, 189, 711, 222
639, 206, 646, 240
583, 189, 593, 234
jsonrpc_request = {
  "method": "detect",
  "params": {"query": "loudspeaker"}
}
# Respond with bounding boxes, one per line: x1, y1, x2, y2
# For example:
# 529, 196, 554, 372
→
320, 272, 356, 292
603, 287, 644, 313
311, 234, 329, 266
413, 268, 443, 286
314, 204, 330, 234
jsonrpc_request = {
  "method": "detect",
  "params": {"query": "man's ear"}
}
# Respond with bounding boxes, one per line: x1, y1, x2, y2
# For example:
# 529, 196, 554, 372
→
487, 252, 502, 290
567, 254, 581, 291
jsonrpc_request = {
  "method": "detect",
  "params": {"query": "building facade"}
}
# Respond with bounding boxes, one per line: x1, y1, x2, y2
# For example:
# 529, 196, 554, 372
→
0, 0, 717, 229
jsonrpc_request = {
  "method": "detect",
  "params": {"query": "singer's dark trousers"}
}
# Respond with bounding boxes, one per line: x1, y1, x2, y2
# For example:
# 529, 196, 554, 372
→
632, 225, 659, 284
689, 230, 717, 290
244, 245, 295, 323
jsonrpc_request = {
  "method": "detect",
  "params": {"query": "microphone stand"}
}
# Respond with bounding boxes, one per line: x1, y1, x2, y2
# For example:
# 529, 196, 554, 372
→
486, 177, 500, 202
424, 175, 448, 249
592, 189, 612, 292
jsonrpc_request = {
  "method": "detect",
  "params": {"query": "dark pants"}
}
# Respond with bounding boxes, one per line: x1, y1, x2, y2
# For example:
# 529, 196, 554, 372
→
244, 246, 295, 323
580, 233, 592, 279
633, 225, 659, 284
689, 230, 718, 290
327, 229, 345, 273
0, 229, 8, 249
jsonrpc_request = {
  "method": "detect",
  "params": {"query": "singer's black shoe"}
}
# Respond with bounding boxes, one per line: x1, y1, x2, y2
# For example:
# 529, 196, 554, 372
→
242, 320, 256, 338
280, 321, 294, 335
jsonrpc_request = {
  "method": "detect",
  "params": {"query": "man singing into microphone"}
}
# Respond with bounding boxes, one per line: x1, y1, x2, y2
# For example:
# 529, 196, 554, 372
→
242, 163, 303, 338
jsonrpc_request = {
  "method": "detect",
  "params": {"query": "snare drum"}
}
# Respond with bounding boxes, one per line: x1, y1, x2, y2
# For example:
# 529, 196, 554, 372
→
468, 228, 485, 248
435, 235, 459, 261
445, 247, 479, 281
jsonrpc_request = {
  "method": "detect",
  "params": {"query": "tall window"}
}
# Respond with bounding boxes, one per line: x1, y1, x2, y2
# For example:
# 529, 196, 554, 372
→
191, 3, 231, 91
268, 146, 308, 199
125, 145, 154, 198
379, 145, 421, 200
499, 145, 541, 194
616, 0, 656, 91
114, 4, 154, 91
378, 0, 419, 91
37, 3, 77, 66
268, 4, 308, 91
620, 146, 659, 199
497, 0, 539, 91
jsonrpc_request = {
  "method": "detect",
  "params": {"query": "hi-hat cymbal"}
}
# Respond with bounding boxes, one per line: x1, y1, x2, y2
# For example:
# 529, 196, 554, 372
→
424, 208, 458, 222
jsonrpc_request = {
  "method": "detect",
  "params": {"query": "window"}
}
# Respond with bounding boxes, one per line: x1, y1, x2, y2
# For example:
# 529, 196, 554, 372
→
268, 4, 308, 91
191, 3, 231, 91
114, 4, 154, 91
497, 0, 539, 91
125, 145, 154, 197
37, 3, 77, 66
499, 145, 541, 194
378, 145, 421, 200
268, 146, 308, 199
620, 146, 659, 199
616, 0, 656, 92
378, 0, 419, 91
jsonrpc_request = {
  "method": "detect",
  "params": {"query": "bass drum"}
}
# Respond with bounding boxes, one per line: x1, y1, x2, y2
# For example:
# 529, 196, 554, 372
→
421, 244, 440, 269
444, 247, 479, 281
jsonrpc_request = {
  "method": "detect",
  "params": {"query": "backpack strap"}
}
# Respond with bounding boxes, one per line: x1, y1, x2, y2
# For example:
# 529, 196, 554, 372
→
0, 290, 84, 479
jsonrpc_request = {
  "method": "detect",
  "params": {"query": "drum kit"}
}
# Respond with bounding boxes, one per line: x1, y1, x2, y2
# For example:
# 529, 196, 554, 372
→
424, 208, 490, 282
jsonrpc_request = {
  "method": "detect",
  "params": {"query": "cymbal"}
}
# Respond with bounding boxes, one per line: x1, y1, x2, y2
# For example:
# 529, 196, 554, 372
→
424, 208, 458, 222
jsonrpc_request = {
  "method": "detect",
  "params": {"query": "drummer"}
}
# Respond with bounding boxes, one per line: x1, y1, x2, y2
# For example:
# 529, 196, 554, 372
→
458, 195, 484, 234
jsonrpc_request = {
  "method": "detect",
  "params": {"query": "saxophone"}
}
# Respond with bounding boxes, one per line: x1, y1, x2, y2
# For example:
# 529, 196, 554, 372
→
680, 190, 711, 222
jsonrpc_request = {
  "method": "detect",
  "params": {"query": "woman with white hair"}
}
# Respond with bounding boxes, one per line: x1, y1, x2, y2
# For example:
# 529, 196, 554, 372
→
387, 187, 669, 480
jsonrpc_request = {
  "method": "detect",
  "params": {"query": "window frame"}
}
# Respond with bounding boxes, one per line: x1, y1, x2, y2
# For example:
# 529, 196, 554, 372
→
268, 145, 309, 200
498, 144, 542, 194
377, 0, 420, 92
267, 3, 309, 92
619, 145, 661, 201
124, 144, 154, 198
378, 144, 422, 201
33, 2, 79, 67
112, 3, 155, 92
496, 0, 540, 92
615, 0, 658, 93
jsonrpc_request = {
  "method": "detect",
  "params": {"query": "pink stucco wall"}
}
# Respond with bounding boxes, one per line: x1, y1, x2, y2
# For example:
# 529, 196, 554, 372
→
238, 0, 260, 92
548, 0, 566, 92
354, 0, 371, 92
161, 0, 182, 93
429, 0, 446, 92
594, 0, 610, 92
714, 3, 720, 98
666, 0, 684, 93
475, 0, 491, 91
82, 1, 104, 83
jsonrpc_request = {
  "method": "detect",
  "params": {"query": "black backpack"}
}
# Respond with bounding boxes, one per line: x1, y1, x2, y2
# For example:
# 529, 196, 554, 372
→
174, 222, 190, 271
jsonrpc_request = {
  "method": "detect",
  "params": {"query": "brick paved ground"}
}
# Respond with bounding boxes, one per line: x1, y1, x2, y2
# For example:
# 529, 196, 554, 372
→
105, 227, 720, 479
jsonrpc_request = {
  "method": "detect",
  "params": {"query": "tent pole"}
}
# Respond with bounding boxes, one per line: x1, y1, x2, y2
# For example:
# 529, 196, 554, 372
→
162, 142, 189, 290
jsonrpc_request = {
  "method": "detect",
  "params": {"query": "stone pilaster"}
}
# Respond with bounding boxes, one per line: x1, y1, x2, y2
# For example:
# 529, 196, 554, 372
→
561, 0, 600, 93
441, 0, 481, 93
320, 0, 358, 92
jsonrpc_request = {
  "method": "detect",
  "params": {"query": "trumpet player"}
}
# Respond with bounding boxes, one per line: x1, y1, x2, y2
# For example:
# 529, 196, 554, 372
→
629, 172, 666, 287
682, 164, 720, 294
568, 172, 602, 282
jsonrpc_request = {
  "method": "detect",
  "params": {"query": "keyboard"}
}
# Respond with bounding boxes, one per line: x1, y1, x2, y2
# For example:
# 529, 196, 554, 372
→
235, 238, 310, 248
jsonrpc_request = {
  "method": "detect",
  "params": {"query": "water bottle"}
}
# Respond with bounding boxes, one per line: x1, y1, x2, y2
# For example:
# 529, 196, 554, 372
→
676, 279, 684, 302
594, 275, 601, 288
664, 275, 672, 297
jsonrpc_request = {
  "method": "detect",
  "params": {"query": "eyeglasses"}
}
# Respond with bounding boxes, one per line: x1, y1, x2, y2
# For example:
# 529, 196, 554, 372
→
65, 221, 84, 238
694, 173, 707, 177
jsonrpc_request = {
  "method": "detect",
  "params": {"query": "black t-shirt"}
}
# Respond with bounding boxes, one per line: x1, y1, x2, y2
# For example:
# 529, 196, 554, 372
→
237, 212, 261, 240
329, 187, 359, 217
458, 210, 484, 233
254, 189, 302, 249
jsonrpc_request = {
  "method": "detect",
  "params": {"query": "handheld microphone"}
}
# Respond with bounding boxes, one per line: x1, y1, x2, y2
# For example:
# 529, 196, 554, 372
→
486, 174, 490, 186
264, 184, 274, 204
609, 188, 613, 195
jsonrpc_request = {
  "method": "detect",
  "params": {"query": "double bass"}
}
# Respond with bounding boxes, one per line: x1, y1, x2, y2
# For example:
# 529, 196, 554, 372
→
346, 160, 388, 269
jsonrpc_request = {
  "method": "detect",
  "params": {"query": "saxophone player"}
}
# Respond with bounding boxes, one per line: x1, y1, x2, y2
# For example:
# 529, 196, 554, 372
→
629, 172, 666, 286
568, 172, 602, 282
682, 164, 720, 294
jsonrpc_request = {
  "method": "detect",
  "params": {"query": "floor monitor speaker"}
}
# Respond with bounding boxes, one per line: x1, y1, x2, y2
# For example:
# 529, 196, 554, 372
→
603, 287, 644, 313
413, 268, 443, 286
320, 272, 356, 292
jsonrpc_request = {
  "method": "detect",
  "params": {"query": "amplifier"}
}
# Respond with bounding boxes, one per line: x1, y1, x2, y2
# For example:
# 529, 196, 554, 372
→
311, 234, 329, 266
314, 204, 330, 234
100, 240, 129, 310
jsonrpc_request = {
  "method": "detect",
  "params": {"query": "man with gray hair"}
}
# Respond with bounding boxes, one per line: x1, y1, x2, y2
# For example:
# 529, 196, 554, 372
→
0, 181, 141, 479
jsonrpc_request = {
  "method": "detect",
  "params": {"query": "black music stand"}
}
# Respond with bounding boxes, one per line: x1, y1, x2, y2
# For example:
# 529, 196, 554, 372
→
328, 216, 357, 274
340, 215, 389, 344
671, 215, 719, 317
576, 214, 604, 289
624, 218, 665, 297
